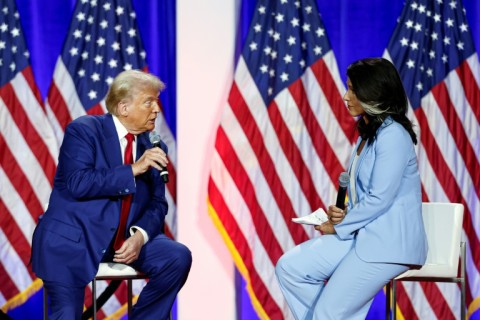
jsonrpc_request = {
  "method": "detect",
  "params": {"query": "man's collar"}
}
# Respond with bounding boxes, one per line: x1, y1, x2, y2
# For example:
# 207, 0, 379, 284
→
112, 115, 130, 140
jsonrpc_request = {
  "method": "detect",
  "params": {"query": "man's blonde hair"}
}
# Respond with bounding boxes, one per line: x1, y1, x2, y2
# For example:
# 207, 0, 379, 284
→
105, 70, 165, 115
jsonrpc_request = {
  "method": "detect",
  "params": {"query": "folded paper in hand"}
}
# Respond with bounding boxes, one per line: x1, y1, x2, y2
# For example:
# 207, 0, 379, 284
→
292, 207, 329, 225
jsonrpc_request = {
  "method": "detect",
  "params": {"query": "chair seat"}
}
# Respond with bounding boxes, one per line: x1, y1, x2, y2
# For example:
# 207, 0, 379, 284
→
395, 263, 458, 279
96, 262, 144, 278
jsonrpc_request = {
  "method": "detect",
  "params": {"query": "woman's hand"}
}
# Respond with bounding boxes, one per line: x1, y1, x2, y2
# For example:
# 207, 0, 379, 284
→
327, 205, 346, 225
315, 221, 336, 234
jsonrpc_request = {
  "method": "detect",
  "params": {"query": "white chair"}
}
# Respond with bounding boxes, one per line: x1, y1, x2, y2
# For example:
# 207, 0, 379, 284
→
386, 202, 465, 320
43, 262, 147, 320
91, 262, 148, 320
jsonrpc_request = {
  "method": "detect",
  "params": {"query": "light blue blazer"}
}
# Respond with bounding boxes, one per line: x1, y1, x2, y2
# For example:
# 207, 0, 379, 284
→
334, 117, 428, 266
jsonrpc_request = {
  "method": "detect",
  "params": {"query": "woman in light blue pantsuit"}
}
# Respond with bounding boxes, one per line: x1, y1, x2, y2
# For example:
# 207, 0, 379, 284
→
275, 58, 428, 320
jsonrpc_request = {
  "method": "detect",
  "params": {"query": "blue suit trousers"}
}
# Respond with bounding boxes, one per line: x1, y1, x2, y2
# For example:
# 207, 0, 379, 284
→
44, 234, 191, 320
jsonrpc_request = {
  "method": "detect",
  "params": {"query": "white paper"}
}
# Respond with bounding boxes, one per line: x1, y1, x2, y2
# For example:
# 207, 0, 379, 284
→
292, 207, 329, 225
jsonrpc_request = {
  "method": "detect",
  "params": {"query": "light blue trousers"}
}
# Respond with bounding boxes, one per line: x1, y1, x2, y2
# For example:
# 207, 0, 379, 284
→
275, 234, 409, 320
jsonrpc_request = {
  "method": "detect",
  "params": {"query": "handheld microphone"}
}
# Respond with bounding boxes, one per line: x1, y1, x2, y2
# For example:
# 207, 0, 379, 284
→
149, 131, 169, 183
335, 172, 349, 209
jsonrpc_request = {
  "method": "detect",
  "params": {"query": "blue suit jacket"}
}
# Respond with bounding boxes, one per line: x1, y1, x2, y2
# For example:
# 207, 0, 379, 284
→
31, 114, 168, 286
334, 117, 428, 266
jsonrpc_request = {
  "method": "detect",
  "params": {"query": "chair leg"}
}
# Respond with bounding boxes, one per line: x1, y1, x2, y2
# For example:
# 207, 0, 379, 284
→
385, 281, 391, 320
128, 279, 133, 317
392, 280, 397, 320
461, 242, 466, 320
92, 279, 97, 320
43, 286, 48, 320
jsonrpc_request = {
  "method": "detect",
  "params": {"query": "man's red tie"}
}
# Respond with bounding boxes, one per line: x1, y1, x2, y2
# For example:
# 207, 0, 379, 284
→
113, 133, 134, 250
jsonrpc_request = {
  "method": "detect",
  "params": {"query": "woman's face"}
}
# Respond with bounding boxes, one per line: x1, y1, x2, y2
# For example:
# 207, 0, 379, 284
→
343, 78, 366, 118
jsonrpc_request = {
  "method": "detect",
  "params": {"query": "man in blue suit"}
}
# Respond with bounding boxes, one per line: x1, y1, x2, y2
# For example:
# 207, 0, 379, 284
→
32, 70, 191, 320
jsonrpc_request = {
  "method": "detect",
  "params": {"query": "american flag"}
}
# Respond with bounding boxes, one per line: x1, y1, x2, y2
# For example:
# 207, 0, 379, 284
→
44, 0, 177, 318
208, 0, 356, 318
385, 0, 480, 318
0, 0, 58, 312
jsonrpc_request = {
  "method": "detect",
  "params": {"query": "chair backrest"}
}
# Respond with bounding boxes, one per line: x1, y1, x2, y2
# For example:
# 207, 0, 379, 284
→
421, 202, 464, 273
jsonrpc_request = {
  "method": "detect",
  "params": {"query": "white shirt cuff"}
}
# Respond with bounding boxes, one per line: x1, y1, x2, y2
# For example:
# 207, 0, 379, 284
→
129, 226, 149, 244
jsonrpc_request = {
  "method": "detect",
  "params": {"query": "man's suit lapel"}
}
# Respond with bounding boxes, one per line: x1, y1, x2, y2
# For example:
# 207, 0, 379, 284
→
102, 114, 122, 168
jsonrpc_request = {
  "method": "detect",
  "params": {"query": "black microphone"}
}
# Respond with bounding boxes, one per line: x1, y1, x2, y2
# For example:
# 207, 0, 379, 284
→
149, 131, 169, 183
335, 172, 349, 209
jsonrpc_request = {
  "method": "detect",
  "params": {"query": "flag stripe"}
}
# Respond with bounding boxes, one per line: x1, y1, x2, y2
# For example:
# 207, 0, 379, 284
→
396, 283, 419, 319
0, 204, 35, 280
46, 82, 73, 132
0, 228, 33, 293
16, 68, 59, 163
431, 82, 480, 199
0, 167, 37, 251
209, 148, 290, 316
273, 83, 336, 224
228, 80, 309, 246
0, 83, 56, 183
457, 59, 480, 123
0, 261, 19, 303
0, 137, 43, 220
164, 191, 177, 238
446, 64, 480, 165
215, 126, 285, 262
86, 103, 107, 116
165, 159, 177, 201
289, 76, 343, 187
21, 66, 44, 109
302, 63, 354, 171
310, 57, 356, 144
235, 57, 322, 220
208, 178, 284, 318
268, 98, 324, 213
421, 282, 457, 320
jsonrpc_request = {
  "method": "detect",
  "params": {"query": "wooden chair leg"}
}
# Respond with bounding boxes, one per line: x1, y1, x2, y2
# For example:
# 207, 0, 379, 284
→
128, 279, 133, 317
392, 280, 397, 320
385, 281, 391, 320
92, 278, 97, 320
461, 242, 466, 320
43, 286, 48, 320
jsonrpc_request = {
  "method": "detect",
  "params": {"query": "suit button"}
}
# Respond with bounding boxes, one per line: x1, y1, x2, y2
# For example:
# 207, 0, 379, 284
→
125, 188, 130, 193
101, 249, 106, 253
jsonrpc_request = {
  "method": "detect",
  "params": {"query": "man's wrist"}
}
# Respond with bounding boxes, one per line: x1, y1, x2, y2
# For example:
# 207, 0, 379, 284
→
129, 226, 149, 244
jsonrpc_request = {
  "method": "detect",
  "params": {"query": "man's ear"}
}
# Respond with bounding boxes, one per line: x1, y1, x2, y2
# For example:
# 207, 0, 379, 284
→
118, 101, 128, 116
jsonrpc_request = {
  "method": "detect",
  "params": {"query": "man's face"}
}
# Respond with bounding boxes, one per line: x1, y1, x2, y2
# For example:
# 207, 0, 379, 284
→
123, 86, 160, 134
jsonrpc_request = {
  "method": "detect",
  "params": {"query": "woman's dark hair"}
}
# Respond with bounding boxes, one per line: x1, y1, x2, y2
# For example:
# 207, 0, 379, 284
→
346, 57, 417, 144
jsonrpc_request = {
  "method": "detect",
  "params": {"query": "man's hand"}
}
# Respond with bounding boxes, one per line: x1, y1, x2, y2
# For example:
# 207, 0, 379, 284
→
314, 221, 336, 234
113, 231, 144, 264
327, 205, 346, 225
131, 147, 168, 177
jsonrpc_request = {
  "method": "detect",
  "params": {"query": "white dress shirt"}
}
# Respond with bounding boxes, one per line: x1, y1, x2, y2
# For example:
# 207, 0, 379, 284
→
112, 115, 149, 244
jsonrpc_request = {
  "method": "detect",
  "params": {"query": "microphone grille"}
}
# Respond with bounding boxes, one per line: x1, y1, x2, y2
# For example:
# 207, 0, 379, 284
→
338, 172, 350, 188
149, 131, 161, 144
